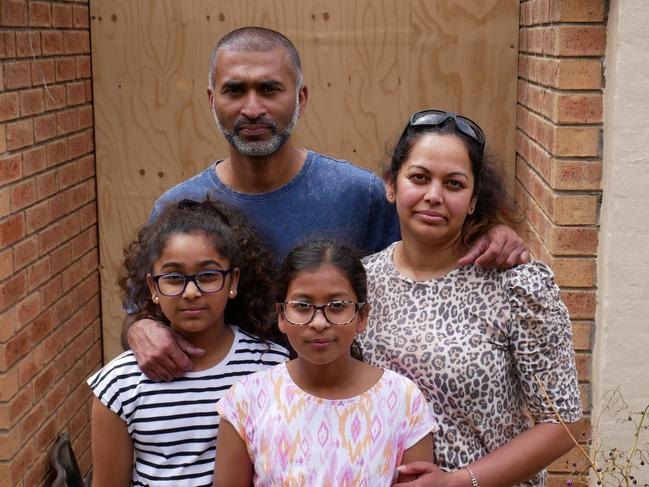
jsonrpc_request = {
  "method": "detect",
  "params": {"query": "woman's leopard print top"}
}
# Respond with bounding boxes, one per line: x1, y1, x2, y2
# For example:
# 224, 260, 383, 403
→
359, 243, 582, 487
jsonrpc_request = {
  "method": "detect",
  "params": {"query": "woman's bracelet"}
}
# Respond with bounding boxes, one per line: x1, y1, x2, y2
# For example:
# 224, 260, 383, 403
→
465, 465, 479, 487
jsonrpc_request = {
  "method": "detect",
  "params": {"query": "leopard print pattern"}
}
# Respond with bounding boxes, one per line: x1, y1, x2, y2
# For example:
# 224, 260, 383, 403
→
359, 243, 582, 487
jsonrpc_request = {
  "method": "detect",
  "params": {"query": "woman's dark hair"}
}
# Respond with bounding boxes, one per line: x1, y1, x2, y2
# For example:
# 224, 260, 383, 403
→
276, 240, 367, 361
386, 119, 520, 249
119, 199, 282, 344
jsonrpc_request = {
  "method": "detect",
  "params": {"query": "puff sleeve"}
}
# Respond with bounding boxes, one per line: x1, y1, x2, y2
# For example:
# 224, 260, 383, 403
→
503, 261, 582, 423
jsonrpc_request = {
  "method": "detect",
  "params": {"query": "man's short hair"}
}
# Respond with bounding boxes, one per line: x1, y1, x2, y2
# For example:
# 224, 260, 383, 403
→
208, 27, 303, 90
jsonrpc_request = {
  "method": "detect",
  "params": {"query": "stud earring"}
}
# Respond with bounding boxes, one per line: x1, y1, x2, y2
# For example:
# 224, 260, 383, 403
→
153, 296, 159, 303
229, 290, 235, 296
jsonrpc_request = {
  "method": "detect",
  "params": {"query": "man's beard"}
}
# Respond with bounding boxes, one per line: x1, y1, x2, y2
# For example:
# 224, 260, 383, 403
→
212, 91, 300, 157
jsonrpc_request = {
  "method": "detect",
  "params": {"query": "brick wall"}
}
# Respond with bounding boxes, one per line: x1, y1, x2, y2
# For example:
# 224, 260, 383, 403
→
0, 0, 101, 485
517, 0, 605, 485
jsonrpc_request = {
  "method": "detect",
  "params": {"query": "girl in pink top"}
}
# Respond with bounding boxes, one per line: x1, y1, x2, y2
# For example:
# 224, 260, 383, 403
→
214, 240, 437, 486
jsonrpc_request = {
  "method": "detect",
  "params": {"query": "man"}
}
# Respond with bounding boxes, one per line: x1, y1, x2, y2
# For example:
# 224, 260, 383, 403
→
126, 27, 528, 381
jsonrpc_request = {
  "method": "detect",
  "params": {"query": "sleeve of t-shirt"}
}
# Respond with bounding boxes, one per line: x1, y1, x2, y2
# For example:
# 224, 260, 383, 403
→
363, 175, 401, 255
504, 261, 582, 424
87, 353, 135, 422
402, 377, 439, 449
216, 377, 252, 443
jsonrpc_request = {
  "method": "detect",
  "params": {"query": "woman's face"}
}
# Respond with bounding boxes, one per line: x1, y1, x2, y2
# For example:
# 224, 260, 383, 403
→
387, 133, 477, 248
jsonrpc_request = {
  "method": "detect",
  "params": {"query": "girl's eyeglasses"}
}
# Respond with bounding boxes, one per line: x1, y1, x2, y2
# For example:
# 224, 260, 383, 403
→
152, 269, 232, 297
280, 300, 366, 326
407, 109, 485, 148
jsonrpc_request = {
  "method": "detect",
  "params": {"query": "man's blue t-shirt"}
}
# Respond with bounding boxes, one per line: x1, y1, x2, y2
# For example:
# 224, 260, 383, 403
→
150, 151, 400, 259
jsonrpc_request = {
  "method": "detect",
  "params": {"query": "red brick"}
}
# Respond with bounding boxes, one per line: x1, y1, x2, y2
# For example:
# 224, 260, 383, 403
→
0, 154, 23, 185
32, 113, 55, 142
43, 84, 66, 111
553, 93, 603, 124
79, 201, 96, 229
37, 221, 60, 253
55, 56, 76, 82
15, 30, 41, 58
68, 182, 88, 210
85, 79, 92, 101
1, 0, 28, 27
49, 242, 71, 275
28, 1, 50, 27
29, 309, 50, 344
6, 118, 34, 150
551, 0, 605, 22
70, 225, 94, 256
0, 248, 13, 280
10, 177, 36, 211
62, 260, 81, 292
39, 274, 61, 309
45, 377, 67, 414
20, 88, 45, 117
0, 188, 9, 218
22, 449, 50, 486
0, 270, 27, 315
0, 124, 5, 153
548, 225, 599, 256
0, 213, 25, 247
57, 161, 79, 189
22, 145, 46, 175
46, 138, 68, 167
78, 154, 94, 179
0, 32, 17, 59
40, 30, 63, 56
33, 418, 57, 457
68, 130, 91, 158
64, 30, 89, 55
25, 199, 50, 232
57, 108, 78, 134
66, 81, 86, 105
8, 436, 35, 484
12, 235, 37, 270
77, 105, 93, 128
51, 2, 72, 28
76, 55, 91, 79
27, 255, 50, 290
49, 191, 69, 220
36, 169, 57, 199
30, 58, 55, 86
72, 4, 89, 28
561, 290, 596, 320
555, 25, 606, 56
550, 159, 602, 191
60, 211, 80, 241
0, 92, 20, 122
557, 59, 602, 90
15, 290, 40, 327
18, 342, 41, 385
5, 61, 32, 89
552, 126, 600, 157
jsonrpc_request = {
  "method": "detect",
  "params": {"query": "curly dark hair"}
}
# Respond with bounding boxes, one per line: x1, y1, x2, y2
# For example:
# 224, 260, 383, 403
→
119, 199, 283, 344
276, 240, 367, 361
386, 115, 521, 250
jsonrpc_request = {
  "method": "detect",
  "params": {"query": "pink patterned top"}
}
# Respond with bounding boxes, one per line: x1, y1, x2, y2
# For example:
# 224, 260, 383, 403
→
217, 363, 438, 486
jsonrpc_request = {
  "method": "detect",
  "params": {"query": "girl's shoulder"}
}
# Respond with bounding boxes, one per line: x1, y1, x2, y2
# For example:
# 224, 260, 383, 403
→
86, 350, 142, 393
231, 325, 290, 361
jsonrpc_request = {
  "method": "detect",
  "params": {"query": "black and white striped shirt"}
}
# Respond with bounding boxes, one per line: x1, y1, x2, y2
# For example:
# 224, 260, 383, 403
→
87, 326, 289, 486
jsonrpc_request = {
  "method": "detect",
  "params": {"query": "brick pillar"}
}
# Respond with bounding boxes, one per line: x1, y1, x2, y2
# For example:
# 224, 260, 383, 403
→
0, 0, 101, 485
517, 0, 605, 485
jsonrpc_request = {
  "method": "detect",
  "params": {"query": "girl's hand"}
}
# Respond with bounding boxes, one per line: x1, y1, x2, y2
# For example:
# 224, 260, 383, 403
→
394, 462, 465, 487
128, 318, 204, 381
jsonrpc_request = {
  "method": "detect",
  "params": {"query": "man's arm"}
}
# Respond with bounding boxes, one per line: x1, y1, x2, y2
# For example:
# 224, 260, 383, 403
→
122, 315, 203, 381
458, 224, 529, 268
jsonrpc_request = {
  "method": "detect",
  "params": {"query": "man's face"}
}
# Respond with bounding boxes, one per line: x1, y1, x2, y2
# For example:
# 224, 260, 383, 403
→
208, 48, 307, 157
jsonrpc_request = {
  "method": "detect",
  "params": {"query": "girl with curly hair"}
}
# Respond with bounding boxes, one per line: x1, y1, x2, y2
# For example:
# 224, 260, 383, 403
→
87, 199, 289, 487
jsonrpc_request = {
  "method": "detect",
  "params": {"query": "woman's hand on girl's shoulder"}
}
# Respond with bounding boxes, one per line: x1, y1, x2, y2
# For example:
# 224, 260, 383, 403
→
394, 462, 465, 487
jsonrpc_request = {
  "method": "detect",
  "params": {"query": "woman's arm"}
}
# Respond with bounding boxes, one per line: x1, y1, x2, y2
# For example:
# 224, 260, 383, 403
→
91, 396, 133, 487
397, 433, 434, 483
213, 419, 254, 487
395, 421, 579, 487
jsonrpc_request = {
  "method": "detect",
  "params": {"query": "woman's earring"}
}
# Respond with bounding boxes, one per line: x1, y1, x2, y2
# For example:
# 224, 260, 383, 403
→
229, 290, 235, 296
153, 296, 159, 303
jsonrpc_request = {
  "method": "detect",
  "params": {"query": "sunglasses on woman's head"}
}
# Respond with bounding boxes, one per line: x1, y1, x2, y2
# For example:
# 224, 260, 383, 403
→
407, 109, 486, 149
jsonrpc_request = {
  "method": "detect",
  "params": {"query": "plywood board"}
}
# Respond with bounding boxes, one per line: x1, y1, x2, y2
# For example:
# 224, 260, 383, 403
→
90, 0, 519, 359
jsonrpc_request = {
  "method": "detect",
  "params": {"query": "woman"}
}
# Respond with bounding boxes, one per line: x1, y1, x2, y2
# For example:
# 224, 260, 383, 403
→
359, 110, 582, 487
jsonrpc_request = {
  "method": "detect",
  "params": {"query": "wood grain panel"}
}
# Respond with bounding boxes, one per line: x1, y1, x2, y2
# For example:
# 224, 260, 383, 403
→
91, 0, 519, 360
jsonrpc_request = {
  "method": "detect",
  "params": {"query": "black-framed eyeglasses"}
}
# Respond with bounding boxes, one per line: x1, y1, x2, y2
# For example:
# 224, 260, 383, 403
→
152, 269, 232, 297
279, 300, 366, 326
407, 109, 485, 148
